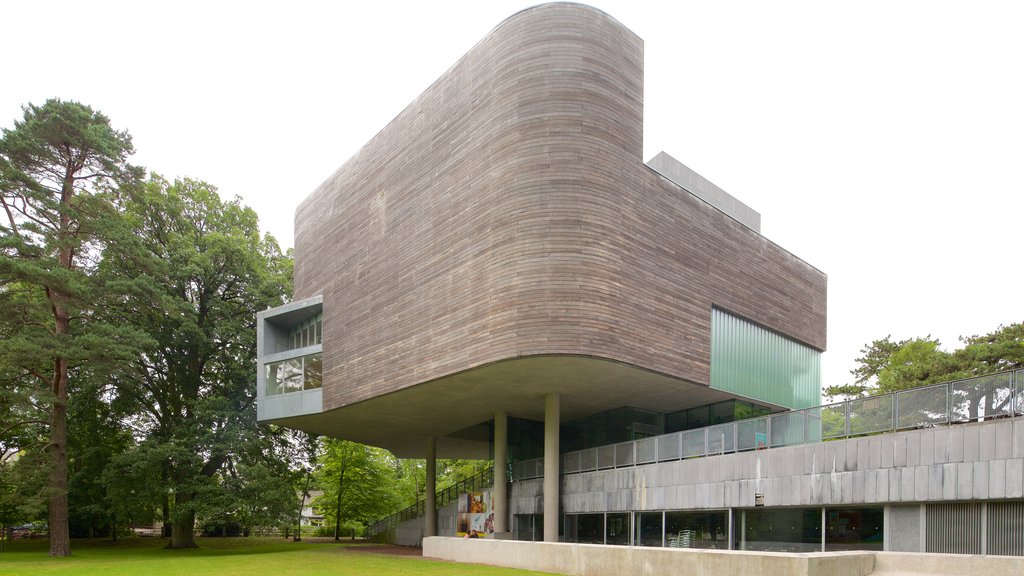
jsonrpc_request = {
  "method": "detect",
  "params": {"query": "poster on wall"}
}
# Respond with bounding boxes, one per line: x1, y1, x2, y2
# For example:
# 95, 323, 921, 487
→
456, 490, 494, 538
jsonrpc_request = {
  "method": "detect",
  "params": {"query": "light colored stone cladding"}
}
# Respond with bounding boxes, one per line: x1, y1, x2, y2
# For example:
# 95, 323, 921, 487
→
511, 419, 1024, 515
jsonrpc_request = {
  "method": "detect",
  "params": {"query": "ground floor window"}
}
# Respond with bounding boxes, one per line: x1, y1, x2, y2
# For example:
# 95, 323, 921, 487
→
513, 514, 543, 541
561, 507, 882, 552
606, 513, 630, 545
825, 507, 883, 551
565, 513, 604, 544
735, 508, 821, 552
665, 510, 728, 549
634, 512, 662, 547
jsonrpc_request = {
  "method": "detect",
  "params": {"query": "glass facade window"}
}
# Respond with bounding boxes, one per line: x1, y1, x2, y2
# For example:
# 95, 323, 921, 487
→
286, 312, 323, 351
514, 514, 543, 542
565, 514, 604, 544
711, 308, 821, 409
562, 407, 666, 452
265, 353, 322, 396
825, 507, 883, 551
635, 512, 663, 547
735, 508, 822, 552
666, 399, 771, 434
303, 353, 322, 390
665, 511, 728, 549
606, 513, 630, 546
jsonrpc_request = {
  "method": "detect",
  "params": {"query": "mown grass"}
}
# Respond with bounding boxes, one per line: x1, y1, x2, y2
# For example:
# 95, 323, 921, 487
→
0, 537, 557, 576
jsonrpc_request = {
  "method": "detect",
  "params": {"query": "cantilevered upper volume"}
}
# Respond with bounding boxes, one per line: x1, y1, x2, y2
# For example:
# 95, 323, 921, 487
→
257, 2, 826, 459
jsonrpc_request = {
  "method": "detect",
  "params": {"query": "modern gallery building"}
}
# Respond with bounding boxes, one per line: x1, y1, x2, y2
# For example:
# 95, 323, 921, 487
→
257, 2, 1024, 556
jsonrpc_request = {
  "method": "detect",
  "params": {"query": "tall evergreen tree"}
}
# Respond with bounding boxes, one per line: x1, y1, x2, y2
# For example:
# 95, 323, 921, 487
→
0, 100, 144, 556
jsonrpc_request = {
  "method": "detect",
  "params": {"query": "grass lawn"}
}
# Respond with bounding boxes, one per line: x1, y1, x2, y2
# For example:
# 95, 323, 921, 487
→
0, 537, 558, 576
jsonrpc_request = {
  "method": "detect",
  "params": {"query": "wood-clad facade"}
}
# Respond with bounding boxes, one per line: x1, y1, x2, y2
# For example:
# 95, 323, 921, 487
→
291, 3, 825, 416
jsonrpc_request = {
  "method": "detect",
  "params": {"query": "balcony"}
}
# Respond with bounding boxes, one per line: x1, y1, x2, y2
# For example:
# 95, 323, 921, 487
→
256, 295, 324, 422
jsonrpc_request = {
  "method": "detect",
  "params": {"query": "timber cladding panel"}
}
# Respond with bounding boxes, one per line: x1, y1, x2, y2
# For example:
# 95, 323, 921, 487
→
292, 3, 826, 412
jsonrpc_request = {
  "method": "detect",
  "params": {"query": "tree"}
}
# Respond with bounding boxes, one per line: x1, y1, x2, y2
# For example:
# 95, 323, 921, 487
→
105, 176, 291, 548
0, 100, 143, 556
955, 323, 1024, 376
314, 439, 400, 539
827, 323, 1023, 401
66, 378, 135, 539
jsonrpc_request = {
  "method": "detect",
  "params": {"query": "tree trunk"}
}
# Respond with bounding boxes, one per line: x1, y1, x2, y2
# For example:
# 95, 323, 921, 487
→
162, 494, 171, 538
46, 180, 75, 558
47, 353, 71, 557
167, 493, 198, 549
334, 467, 345, 541
295, 470, 312, 542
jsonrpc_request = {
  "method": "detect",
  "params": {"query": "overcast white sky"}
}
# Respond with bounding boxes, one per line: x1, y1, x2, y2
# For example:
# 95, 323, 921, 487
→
3, 1, 1022, 395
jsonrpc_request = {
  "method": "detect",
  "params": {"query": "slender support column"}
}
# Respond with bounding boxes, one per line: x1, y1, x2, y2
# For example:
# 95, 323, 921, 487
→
425, 436, 437, 537
544, 393, 560, 542
493, 411, 508, 534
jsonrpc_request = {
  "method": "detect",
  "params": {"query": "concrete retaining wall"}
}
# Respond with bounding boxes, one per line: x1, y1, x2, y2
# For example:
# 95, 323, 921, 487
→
872, 551, 1024, 575
423, 537, 876, 576
375, 501, 458, 546
425, 538, 1024, 576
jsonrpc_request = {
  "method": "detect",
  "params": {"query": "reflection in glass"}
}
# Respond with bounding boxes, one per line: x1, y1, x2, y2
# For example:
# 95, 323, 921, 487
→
304, 353, 322, 390
281, 358, 303, 392
266, 363, 282, 396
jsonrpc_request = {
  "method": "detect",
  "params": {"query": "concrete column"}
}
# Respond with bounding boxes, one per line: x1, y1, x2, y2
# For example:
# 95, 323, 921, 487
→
493, 411, 508, 534
425, 436, 437, 537
544, 393, 560, 542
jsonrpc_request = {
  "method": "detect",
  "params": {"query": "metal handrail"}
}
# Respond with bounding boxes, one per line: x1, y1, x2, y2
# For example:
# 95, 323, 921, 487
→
367, 466, 494, 536
511, 369, 1022, 481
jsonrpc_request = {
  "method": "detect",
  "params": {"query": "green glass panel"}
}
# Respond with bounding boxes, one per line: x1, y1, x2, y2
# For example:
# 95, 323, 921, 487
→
711, 308, 821, 409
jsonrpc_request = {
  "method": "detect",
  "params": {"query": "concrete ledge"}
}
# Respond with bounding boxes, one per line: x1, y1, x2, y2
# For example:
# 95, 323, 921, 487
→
872, 551, 1024, 575
423, 537, 875, 576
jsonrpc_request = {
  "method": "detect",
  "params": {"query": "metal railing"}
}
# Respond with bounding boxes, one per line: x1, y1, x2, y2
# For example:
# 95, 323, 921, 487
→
367, 466, 494, 537
514, 369, 1023, 480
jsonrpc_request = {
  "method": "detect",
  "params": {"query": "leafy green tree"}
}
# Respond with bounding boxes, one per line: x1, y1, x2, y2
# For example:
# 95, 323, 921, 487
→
105, 176, 291, 548
0, 449, 48, 549
66, 379, 135, 539
314, 439, 400, 539
222, 460, 298, 536
0, 100, 144, 556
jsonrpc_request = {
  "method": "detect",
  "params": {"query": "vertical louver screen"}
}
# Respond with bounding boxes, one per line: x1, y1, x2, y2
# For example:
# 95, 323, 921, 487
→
926, 503, 983, 554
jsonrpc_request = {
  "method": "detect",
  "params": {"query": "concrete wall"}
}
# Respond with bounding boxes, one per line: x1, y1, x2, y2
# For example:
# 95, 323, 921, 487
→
510, 419, 1024, 515
424, 537, 876, 576
377, 501, 459, 547
872, 551, 1024, 575
424, 537, 1024, 576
